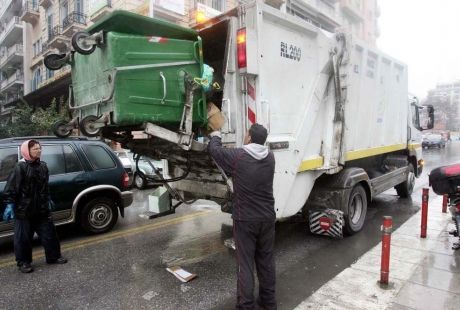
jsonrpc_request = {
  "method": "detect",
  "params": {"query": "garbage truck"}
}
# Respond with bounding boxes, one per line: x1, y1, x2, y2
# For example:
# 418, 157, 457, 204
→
46, 0, 433, 236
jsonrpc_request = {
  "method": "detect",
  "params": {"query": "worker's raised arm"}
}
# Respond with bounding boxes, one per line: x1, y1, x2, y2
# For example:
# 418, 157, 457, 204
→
207, 132, 242, 174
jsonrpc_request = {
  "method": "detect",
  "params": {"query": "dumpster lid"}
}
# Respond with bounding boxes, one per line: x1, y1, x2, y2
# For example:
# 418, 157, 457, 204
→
87, 10, 199, 41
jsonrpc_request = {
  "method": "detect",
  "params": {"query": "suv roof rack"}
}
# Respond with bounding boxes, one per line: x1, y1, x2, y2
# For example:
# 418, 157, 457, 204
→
0, 136, 89, 144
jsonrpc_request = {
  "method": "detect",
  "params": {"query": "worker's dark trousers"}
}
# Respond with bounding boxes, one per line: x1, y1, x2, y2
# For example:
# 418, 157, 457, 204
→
234, 220, 276, 310
14, 218, 61, 265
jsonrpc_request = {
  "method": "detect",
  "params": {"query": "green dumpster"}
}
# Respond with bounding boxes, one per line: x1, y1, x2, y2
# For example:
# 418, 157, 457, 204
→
70, 11, 206, 130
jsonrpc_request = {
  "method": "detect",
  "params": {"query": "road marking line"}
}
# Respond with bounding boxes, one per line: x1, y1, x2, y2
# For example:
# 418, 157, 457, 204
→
0, 211, 212, 269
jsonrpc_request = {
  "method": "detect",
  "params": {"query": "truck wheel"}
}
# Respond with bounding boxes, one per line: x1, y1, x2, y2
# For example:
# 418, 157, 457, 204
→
395, 164, 415, 198
79, 197, 118, 234
72, 31, 96, 55
79, 115, 101, 137
344, 184, 367, 235
134, 172, 146, 189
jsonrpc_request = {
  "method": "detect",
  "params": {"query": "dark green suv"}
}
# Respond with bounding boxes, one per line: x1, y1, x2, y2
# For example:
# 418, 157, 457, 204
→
0, 136, 133, 237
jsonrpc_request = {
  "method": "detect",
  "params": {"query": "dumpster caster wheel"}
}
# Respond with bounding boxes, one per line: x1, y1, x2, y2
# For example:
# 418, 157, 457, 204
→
80, 115, 102, 137
44, 54, 66, 71
72, 32, 96, 55
53, 120, 73, 138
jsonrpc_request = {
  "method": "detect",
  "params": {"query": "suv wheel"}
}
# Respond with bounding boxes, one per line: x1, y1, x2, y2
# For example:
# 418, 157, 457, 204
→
80, 197, 118, 234
134, 172, 146, 189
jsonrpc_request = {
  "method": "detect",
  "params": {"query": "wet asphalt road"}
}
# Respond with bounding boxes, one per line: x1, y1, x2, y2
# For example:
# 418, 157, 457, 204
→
0, 142, 459, 309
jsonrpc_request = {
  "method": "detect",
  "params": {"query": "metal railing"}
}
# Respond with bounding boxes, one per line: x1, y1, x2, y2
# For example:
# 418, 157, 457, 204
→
48, 25, 62, 41
0, 17, 21, 43
62, 12, 87, 28
0, 44, 23, 66
22, 1, 39, 14
0, 70, 24, 91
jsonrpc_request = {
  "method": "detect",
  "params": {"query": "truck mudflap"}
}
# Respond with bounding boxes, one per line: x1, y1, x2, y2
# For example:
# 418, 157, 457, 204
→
309, 209, 344, 238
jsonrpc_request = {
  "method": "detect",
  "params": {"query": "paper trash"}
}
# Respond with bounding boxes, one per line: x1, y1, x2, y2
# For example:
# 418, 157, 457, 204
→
166, 266, 197, 283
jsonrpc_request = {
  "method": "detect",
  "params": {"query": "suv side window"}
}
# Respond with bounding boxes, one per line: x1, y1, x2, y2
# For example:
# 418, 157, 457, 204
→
82, 145, 116, 170
63, 145, 83, 173
41, 145, 65, 175
0, 147, 18, 182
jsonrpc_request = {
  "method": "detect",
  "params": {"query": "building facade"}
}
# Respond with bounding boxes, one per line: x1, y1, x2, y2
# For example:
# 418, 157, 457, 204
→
0, 0, 25, 121
284, 0, 379, 45
425, 81, 460, 131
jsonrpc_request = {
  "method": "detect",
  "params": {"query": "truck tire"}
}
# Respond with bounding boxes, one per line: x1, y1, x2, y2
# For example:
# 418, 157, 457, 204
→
344, 184, 368, 235
79, 197, 118, 234
395, 164, 415, 198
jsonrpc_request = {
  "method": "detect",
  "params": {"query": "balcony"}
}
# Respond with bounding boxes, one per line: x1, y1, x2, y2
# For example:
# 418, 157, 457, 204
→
41, 41, 57, 57
0, 70, 24, 93
340, 0, 363, 21
36, 65, 70, 90
47, 26, 69, 51
62, 12, 87, 37
21, 1, 40, 25
0, 0, 22, 23
90, 0, 113, 22
0, 17, 23, 47
0, 44, 23, 71
39, 0, 52, 9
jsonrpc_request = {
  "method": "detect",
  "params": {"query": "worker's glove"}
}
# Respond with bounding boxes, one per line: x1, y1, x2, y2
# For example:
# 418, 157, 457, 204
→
209, 131, 222, 139
3, 203, 15, 222
48, 199, 56, 211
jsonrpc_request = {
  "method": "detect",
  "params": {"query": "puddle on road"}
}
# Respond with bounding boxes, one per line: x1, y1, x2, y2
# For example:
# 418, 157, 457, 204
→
160, 233, 228, 267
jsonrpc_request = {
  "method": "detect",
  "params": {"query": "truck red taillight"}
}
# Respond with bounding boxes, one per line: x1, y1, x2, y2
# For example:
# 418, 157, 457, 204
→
122, 171, 129, 189
237, 28, 247, 69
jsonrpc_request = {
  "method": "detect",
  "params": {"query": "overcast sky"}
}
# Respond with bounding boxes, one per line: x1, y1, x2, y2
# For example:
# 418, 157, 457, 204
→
377, 0, 460, 99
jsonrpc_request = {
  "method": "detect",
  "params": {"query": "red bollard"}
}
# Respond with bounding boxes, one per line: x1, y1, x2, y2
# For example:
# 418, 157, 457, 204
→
380, 216, 393, 286
421, 188, 429, 238
442, 194, 448, 213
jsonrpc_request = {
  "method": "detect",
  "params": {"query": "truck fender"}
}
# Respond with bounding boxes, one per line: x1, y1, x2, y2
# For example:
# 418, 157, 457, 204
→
305, 168, 372, 215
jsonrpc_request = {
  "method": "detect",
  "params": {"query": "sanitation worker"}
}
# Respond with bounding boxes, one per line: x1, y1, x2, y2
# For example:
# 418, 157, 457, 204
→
3, 139, 67, 273
208, 123, 276, 310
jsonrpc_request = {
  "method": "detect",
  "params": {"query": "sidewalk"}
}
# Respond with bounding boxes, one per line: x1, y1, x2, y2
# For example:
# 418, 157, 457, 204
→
295, 195, 460, 310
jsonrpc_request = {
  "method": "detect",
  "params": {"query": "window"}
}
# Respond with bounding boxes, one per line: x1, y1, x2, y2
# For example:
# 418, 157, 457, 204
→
46, 9, 53, 39
61, 1, 69, 27
82, 145, 116, 170
32, 68, 42, 91
63, 145, 83, 173
41, 145, 65, 175
46, 68, 54, 79
197, 0, 225, 12
0, 147, 18, 182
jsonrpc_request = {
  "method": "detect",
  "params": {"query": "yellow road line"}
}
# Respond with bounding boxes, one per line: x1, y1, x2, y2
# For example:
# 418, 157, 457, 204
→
0, 210, 211, 269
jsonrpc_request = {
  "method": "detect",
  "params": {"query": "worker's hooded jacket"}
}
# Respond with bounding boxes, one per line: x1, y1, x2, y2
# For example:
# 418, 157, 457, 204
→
208, 136, 275, 222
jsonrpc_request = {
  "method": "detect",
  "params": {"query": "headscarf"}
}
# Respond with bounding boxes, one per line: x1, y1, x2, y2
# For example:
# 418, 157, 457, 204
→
20, 140, 34, 161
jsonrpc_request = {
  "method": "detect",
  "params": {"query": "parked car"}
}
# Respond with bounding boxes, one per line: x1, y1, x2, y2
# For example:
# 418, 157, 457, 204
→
114, 150, 134, 186
0, 136, 133, 238
422, 134, 446, 148
130, 153, 164, 189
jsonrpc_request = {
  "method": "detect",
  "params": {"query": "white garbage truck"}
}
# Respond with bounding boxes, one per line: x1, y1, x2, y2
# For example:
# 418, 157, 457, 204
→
102, 1, 433, 236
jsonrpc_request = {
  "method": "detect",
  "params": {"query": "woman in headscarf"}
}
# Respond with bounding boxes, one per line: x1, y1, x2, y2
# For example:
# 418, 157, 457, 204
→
3, 139, 67, 273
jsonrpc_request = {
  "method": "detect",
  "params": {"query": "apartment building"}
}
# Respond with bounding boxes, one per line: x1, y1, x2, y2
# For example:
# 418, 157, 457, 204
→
284, 0, 379, 45
425, 81, 460, 131
0, 0, 24, 121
